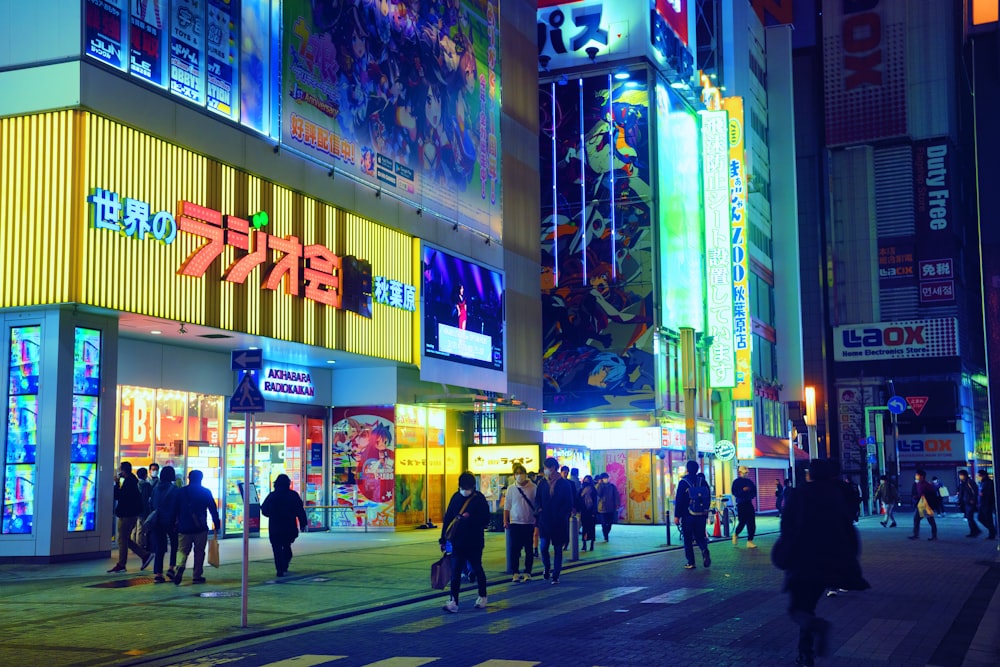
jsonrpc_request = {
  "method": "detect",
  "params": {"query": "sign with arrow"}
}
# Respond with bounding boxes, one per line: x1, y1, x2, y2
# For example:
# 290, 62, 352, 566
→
230, 373, 265, 413
887, 395, 908, 415
231, 348, 263, 371
906, 396, 929, 417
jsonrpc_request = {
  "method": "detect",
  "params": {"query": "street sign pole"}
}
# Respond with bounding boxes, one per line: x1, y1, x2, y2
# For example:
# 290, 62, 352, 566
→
242, 409, 250, 628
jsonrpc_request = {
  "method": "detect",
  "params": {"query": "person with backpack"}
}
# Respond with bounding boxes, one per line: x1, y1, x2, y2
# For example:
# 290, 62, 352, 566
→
149, 465, 180, 583
731, 466, 758, 548
172, 469, 221, 585
908, 468, 939, 541
674, 460, 712, 570
578, 475, 598, 551
957, 469, 981, 537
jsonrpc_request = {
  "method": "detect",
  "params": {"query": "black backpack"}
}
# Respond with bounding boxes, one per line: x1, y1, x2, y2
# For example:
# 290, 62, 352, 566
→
685, 477, 712, 515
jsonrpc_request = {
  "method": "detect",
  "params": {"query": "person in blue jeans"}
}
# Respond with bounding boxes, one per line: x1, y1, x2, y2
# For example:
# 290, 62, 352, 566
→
674, 460, 711, 570
535, 457, 575, 584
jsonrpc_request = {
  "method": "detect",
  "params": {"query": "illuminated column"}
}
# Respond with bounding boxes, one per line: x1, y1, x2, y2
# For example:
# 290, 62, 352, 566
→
681, 327, 698, 462
804, 386, 818, 459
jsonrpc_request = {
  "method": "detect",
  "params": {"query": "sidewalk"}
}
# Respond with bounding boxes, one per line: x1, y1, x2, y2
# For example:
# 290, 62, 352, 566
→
0, 514, 997, 666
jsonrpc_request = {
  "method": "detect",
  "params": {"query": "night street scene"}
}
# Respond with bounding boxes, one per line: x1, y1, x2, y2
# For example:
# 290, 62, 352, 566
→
1, 1, 999, 667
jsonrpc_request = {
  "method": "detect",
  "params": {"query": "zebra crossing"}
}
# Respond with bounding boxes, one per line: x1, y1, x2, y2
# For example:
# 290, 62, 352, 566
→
166, 655, 588, 667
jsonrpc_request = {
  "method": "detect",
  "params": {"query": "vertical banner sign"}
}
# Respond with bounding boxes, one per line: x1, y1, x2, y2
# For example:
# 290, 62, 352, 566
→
735, 405, 755, 460
206, 0, 239, 118
722, 97, 752, 400
700, 109, 736, 388
913, 138, 956, 304
170, 0, 207, 104
85, 0, 127, 69
130, 0, 167, 86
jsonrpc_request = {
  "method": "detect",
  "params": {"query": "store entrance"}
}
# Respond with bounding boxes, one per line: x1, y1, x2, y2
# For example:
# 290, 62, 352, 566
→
224, 415, 303, 537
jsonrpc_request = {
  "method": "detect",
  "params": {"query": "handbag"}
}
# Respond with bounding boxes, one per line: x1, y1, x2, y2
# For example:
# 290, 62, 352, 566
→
207, 535, 220, 568
430, 554, 453, 589
141, 510, 158, 528
444, 495, 475, 541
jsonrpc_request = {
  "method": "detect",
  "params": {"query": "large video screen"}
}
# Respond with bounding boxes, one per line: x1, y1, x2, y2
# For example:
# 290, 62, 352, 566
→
421, 244, 505, 387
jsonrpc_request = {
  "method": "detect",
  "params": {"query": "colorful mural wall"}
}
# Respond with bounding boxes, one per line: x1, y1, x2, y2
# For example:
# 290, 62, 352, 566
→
539, 75, 655, 414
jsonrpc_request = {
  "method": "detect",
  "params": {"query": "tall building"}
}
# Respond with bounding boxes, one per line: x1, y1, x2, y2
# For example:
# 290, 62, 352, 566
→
789, 0, 993, 505
0, 0, 542, 561
537, 0, 806, 523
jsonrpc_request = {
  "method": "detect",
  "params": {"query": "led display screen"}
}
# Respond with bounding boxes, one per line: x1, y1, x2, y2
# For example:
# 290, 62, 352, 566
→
72, 395, 100, 464
2, 464, 34, 534
73, 328, 101, 396
8, 325, 40, 396
6, 396, 38, 465
68, 463, 98, 532
422, 244, 504, 372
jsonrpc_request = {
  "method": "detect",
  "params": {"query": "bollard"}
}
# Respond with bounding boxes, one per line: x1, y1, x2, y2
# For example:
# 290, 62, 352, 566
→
570, 514, 580, 562
665, 510, 672, 546
723, 505, 731, 537
505, 525, 514, 574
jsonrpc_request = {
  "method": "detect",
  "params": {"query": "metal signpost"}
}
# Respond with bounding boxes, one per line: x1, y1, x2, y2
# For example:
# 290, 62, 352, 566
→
230, 349, 265, 629
887, 395, 908, 481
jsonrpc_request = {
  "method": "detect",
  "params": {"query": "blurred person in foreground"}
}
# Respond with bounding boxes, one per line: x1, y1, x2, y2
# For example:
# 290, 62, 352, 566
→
774, 459, 870, 667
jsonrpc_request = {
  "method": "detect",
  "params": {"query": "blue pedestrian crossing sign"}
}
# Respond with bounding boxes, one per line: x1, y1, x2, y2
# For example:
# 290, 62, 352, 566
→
887, 395, 908, 415
230, 372, 265, 413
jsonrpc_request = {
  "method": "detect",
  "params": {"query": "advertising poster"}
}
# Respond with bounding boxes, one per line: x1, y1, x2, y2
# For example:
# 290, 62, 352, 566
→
280, 0, 502, 235
239, 0, 269, 132
626, 450, 652, 522
878, 237, 915, 285
2, 464, 34, 534
170, 0, 206, 104
85, 0, 128, 69
913, 138, 957, 305
721, 96, 751, 400
130, 0, 167, 86
604, 450, 628, 522
8, 325, 40, 396
207, 0, 239, 117
540, 76, 655, 414
67, 463, 98, 532
73, 328, 101, 396
331, 407, 396, 527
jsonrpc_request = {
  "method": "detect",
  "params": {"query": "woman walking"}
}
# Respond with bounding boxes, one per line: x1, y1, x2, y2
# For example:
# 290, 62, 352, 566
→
440, 472, 490, 612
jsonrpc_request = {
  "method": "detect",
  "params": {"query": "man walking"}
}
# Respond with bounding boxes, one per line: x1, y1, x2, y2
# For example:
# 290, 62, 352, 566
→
107, 461, 153, 573
731, 466, 757, 548
503, 463, 537, 582
596, 472, 621, 542
978, 470, 997, 540
172, 469, 221, 585
957, 469, 981, 538
535, 457, 574, 584
908, 469, 939, 541
876, 475, 898, 528
674, 460, 711, 570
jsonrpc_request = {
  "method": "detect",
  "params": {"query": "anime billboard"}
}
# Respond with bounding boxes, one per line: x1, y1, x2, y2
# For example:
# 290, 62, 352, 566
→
331, 407, 396, 527
540, 76, 655, 414
281, 0, 501, 236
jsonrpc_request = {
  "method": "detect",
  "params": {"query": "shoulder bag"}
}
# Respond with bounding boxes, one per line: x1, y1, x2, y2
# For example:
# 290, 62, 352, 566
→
516, 485, 540, 516
444, 494, 474, 541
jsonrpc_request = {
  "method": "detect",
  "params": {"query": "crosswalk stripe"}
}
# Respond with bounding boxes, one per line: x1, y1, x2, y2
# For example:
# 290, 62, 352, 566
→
469, 661, 540, 667
253, 656, 347, 667
640, 587, 713, 604
466, 587, 646, 635
385, 616, 448, 634
359, 659, 439, 667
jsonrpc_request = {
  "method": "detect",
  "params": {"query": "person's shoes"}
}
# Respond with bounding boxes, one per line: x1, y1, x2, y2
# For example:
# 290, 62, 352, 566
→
604, 538, 609, 542
880, 521, 887, 527
520, 573, 531, 583
589, 540, 595, 550
702, 551, 711, 568
928, 536, 938, 541
153, 574, 166, 583
192, 577, 206, 584
825, 589, 838, 597
795, 653, 815, 667
732, 532, 738, 545
987, 534, 997, 540
747, 540, 757, 549
106, 564, 126, 573
965, 533, 979, 538
166, 568, 175, 579
442, 599, 458, 613
533, 548, 539, 557
890, 521, 897, 527
907, 535, 919, 540
551, 577, 560, 585
172, 566, 185, 586
543, 570, 550, 580
684, 563, 696, 570
140, 553, 154, 570
512, 573, 521, 583
277, 571, 285, 577
474, 596, 488, 609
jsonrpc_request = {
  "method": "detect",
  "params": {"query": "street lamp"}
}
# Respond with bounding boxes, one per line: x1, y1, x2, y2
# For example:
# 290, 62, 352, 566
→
804, 386, 818, 459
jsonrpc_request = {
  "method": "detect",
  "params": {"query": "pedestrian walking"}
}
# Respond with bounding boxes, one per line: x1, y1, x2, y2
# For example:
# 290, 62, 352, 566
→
842, 475, 862, 523
107, 461, 153, 573
978, 470, 997, 540
440, 472, 490, 612
503, 464, 537, 582
774, 459, 870, 667
956, 469, 981, 538
931, 477, 948, 517
775, 479, 785, 516
674, 460, 711, 570
172, 469, 221, 585
260, 473, 309, 577
908, 469, 939, 541
875, 475, 898, 527
535, 457, 574, 584
731, 465, 757, 548
149, 465, 180, 583
135, 467, 153, 551
579, 475, 598, 551
596, 472, 621, 542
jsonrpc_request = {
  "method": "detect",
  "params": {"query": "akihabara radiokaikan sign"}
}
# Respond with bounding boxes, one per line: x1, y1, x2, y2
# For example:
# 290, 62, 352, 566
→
86, 188, 415, 317
833, 318, 959, 361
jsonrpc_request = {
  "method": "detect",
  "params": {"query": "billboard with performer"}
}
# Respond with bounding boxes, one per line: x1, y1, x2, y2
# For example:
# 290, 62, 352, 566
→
280, 0, 501, 235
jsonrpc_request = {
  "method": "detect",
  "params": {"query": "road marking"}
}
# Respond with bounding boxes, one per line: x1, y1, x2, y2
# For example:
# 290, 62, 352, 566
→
469, 661, 540, 667
385, 616, 448, 634
360, 659, 439, 667
640, 587, 713, 604
835, 619, 915, 661
466, 587, 646, 635
254, 656, 347, 667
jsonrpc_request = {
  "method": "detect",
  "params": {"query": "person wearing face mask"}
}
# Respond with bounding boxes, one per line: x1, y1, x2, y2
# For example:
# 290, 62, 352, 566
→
440, 472, 490, 613
535, 457, 575, 584
503, 464, 537, 582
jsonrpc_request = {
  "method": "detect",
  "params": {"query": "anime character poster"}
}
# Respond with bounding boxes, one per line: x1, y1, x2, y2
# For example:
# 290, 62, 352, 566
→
604, 450, 628, 522
331, 407, 396, 526
539, 75, 655, 414
626, 450, 652, 522
281, 0, 501, 235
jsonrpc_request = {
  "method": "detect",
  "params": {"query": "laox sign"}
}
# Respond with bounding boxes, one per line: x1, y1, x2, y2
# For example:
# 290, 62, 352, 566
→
898, 438, 952, 453
842, 0, 883, 90
842, 325, 924, 348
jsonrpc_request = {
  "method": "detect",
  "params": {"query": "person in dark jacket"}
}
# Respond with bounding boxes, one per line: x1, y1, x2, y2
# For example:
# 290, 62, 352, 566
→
978, 470, 997, 539
260, 473, 309, 577
909, 469, 939, 541
957, 469, 980, 537
876, 474, 899, 528
777, 459, 870, 666
440, 471, 490, 612
108, 461, 153, 573
135, 467, 153, 551
535, 457, 575, 583
172, 469, 220, 585
596, 472, 621, 541
731, 466, 758, 548
674, 460, 711, 570
150, 465, 180, 583
578, 475, 598, 551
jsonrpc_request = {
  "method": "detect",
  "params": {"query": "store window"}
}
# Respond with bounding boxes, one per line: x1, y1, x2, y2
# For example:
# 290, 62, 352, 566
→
225, 417, 302, 536
3, 325, 41, 534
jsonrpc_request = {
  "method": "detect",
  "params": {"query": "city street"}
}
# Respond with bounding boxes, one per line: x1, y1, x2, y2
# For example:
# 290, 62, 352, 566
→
3, 515, 995, 667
